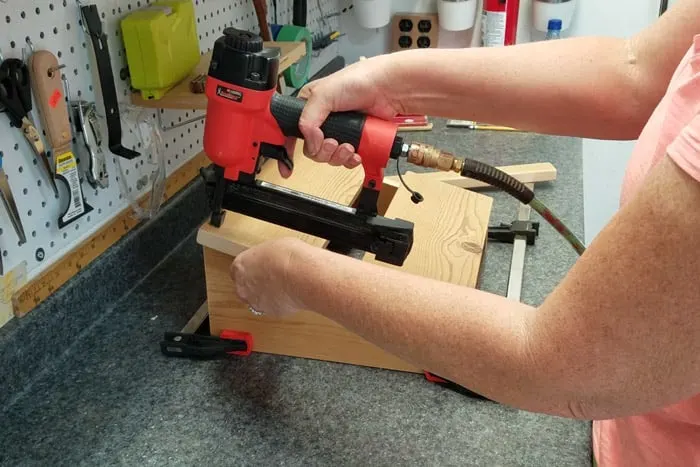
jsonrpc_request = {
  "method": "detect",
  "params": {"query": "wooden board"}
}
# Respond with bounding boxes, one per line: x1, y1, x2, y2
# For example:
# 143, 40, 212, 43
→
198, 144, 493, 372
364, 171, 492, 285
11, 151, 212, 318
131, 41, 306, 110
391, 163, 557, 190
203, 247, 421, 372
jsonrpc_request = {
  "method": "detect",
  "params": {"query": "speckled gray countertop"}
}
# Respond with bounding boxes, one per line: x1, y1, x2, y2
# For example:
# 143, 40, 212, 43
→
0, 119, 590, 466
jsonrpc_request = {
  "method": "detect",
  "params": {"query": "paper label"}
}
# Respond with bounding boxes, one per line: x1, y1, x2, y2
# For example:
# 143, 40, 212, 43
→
55, 151, 86, 223
482, 11, 506, 47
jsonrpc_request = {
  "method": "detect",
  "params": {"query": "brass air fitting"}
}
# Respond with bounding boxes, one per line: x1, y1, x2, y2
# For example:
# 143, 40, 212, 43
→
405, 143, 463, 173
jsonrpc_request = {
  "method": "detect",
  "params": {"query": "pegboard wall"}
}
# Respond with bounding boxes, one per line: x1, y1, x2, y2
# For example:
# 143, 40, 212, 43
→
0, 0, 342, 283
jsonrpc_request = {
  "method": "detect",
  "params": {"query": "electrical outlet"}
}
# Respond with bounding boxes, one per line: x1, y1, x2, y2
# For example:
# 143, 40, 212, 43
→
391, 13, 439, 52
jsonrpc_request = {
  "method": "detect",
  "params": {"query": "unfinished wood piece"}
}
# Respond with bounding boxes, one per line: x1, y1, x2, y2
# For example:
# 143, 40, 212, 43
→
397, 123, 434, 132
203, 247, 421, 372
364, 172, 492, 285
387, 162, 557, 190
198, 146, 493, 373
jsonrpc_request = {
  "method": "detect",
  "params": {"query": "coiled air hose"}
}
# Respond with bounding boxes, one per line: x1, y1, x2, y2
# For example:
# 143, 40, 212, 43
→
403, 143, 586, 256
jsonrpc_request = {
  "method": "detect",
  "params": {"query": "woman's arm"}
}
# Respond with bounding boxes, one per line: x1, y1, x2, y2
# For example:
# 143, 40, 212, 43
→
388, 0, 700, 140
278, 153, 700, 420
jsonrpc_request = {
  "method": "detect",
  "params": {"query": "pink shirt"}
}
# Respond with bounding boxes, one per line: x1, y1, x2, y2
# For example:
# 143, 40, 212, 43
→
593, 35, 700, 466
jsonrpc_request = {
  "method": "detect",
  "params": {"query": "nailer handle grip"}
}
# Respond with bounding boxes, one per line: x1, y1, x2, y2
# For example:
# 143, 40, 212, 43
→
270, 94, 367, 151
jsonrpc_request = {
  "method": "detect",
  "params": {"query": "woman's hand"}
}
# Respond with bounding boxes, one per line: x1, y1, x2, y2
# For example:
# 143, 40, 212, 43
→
230, 237, 309, 317
291, 55, 406, 169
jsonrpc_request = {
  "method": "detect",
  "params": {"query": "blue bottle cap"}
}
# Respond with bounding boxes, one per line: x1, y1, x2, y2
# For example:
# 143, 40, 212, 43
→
547, 19, 563, 31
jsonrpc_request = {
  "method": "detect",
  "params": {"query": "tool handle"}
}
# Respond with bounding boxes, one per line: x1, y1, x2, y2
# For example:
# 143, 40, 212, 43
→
270, 93, 366, 150
28, 50, 72, 152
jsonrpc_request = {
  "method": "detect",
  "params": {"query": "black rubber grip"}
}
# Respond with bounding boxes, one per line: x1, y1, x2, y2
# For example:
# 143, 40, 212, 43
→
270, 94, 365, 149
461, 159, 535, 204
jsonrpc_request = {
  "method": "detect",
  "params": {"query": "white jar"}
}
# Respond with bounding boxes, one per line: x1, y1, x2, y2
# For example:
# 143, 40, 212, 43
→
354, 0, 392, 29
438, 0, 478, 31
532, 0, 577, 32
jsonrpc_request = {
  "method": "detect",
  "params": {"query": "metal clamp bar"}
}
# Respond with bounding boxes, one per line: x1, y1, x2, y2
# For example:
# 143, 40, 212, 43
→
506, 183, 535, 301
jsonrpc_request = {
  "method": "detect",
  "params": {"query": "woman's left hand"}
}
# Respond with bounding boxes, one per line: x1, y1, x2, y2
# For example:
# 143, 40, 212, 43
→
230, 237, 308, 317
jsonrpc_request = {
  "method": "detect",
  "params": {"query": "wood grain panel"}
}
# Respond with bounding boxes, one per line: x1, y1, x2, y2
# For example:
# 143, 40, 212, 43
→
204, 248, 421, 373
365, 172, 492, 287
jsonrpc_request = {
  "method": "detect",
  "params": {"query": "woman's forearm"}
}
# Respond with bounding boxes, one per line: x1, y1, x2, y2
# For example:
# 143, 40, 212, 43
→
289, 244, 578, 417
389, 36, 659, 140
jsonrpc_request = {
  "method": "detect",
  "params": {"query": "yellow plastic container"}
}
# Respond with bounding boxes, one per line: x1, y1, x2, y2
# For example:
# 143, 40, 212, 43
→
121, 0, 200, 100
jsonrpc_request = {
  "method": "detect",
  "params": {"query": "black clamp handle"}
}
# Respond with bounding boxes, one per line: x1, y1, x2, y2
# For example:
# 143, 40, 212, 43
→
160, 331, 252, 359
488, 221, 540, 245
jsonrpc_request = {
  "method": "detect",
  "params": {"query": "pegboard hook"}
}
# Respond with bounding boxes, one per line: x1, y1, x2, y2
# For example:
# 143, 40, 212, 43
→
156, 112, 205, 133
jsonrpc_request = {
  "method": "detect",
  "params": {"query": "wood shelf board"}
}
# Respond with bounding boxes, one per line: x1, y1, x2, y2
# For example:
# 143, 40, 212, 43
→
130, 41, 306, 110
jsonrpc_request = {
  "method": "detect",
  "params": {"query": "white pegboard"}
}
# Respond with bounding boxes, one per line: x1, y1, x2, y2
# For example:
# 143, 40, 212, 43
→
0, 0, 342, 282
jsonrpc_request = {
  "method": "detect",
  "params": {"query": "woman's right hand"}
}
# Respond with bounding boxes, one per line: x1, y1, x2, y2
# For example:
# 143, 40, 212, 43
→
293, 55, 406, 170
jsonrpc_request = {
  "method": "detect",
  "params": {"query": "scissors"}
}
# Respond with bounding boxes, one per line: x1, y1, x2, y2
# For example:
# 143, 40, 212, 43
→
0, 57, 59, 199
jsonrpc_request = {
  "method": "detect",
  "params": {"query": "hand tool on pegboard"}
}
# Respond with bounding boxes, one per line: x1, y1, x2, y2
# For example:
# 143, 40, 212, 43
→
79, 3, 140, 160
28, 49, 93, 228
69, 99, 109, 190
252, 0, 273, 41
200, 28, 586, 269
0, 53, 59, 199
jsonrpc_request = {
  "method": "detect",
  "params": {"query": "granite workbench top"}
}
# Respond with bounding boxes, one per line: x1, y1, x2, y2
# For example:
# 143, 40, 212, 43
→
0, 119, 590, 466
